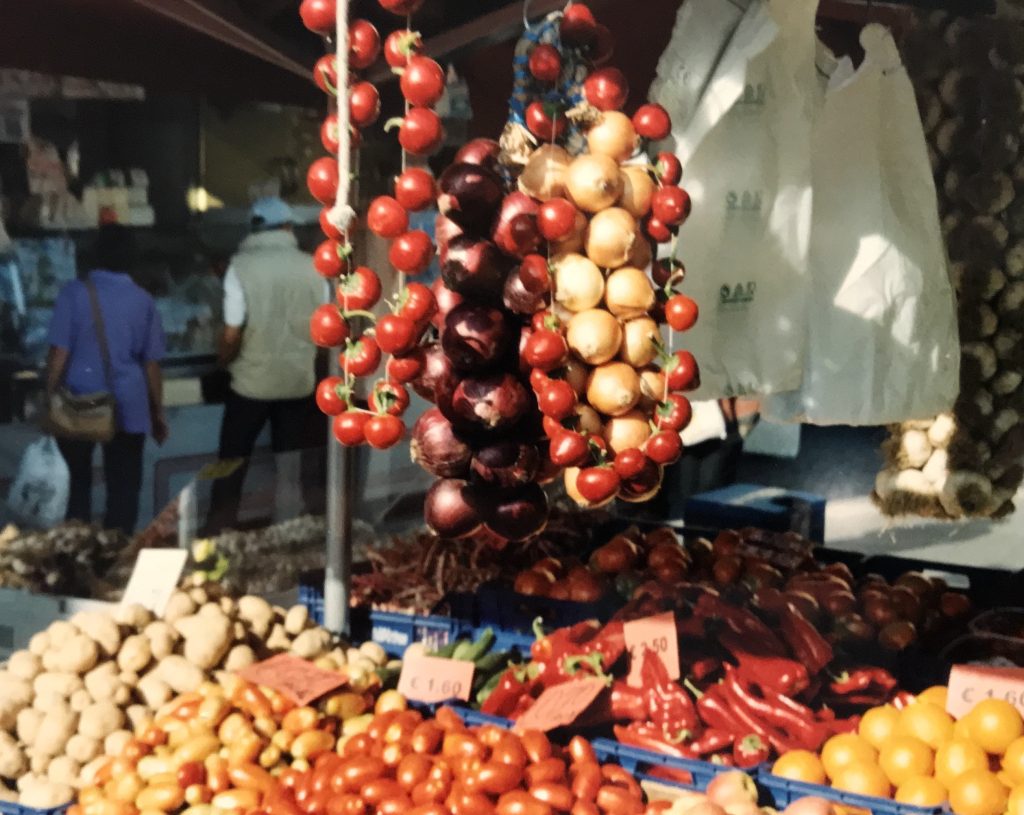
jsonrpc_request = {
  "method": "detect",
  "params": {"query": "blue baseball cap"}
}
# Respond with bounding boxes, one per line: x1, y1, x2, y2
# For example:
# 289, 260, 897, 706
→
250, 196, 295, 229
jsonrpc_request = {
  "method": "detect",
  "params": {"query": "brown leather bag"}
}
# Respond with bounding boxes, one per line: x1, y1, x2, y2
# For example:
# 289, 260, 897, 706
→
45, 279, 117, 443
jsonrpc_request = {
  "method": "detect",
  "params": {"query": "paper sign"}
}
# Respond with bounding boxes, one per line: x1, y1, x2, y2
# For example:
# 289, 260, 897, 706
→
398, 653, 475, 704
625, 612, 680, 684
947, 664, 1024, 719
239, 653, 347, 706
514, 677, 607, 733
121, 548, 188, 615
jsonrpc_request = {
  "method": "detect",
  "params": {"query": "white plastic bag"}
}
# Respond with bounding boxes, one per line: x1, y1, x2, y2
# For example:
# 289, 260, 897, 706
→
6, 437, 69, 528
765, 25, 960, 425
652, 0, 820, 399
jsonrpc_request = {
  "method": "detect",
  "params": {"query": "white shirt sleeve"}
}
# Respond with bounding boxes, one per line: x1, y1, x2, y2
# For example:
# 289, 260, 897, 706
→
223, 266, 246, 327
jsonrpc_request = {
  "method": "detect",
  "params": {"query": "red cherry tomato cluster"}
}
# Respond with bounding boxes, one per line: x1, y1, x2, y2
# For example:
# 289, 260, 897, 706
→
381, 23, 444, 155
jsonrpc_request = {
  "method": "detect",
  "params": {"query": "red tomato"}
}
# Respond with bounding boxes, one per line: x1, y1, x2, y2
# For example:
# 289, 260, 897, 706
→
400, 56, 445, 107
651, 186, 691, 226
542, 415, 564, 439
299, 0, 335, 34
523, 330, 567, 371
576, 467, 620, 503
655, 152, 682, 186
349, 81, 381, 129
530, 367, 551, 393
645, 216, 672, 244
665, 293, 698, 331
394, 168, 436, 212
313, 55, 338, 94
320, 113, 340, 154
590, 23, 614, 65
655, 394, 692, 432
539, 380, 576, 420
349, 19, 381, 70
332, 411, 369, 446
525, 102, 566, 141
384, 30, 423, 68
549, 430, 589, 467
531, 310, 561, 332
583, 67, 628, 111
364, 414, 405, 449
375, 314, 418, 355
310, 305, 349, 348
612, 447, 647, 479
646, 431, 682, 464
389, 231, 435, 275
341, 337, 382, 377
561, 3, 597, 47
378, 0, 424, 15
336, 266, 382, 311
397, 282, 437, 325
529, 44, 562, 82
367, 196, 409, 239
370, 380, 410, 416
307, 157, 339, 205
391, 108, 444, 155
518, 254, 551, 295
632, 103, 672, 140
313, 239, 349, 278
386, 349, 425, 384
537, 199, 578, 242
316, 377, 347, 416
665, 350, 699, 391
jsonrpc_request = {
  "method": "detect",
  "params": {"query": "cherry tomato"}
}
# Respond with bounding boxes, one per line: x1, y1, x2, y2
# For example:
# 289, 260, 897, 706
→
313, 239, 349, 278
370, 380, 410, 416
561, 3, 597, 47
332, 411, 369, 446
523, 330, 567, 371
341, 337, 382, 377
367, 196, 409, 239
307, 157, 339, 204
337, 266, 382, 311
570, 762, 601, 802
376, 314, 418, 355
525, 102, 566, 141
576, 467, 620, 503
530, 367, 551, 393
349, 19, 381, 70
655, 394, 692, 432
528, 44, 562, 82
665, 349, 699, 391
664, 293, 698, 331
389, 231, 435, 275
310, 305, 348, 347
379, 0, 424, 15
542, 415, 565, 439
539, 380, 576, 420
531, 310, 561, 332
537, 199, 578, 242
517, 254, 550, 295
320, 114, 340, 154
390, 108, 444, 155
396, 755, 432, 791
655, 152, 682, 186
612, 447, 647, 479
549, 430, 589, 467
394, 168, 436, 212
491, 736, 527, 768
583, 67, 628, 111
397, 282, 437, 326
495, 790, 550, 815
313, 55, 338, 94
349, 81, 381, 129
646, 430, 682, 464
529, 783, 573, 811
299, 0, 335, 34
316, 376, 347, 415
384, 30, 423, 68
474, 763, 521, 796
364, 414, 405, 449
651, 186, 691, 226
590, 23, 614, 64
632, 103, 671, 140
645, 216, 672, 244
596, 786, 642, 815
387, 349, 425, 384
400, 56, 445, 107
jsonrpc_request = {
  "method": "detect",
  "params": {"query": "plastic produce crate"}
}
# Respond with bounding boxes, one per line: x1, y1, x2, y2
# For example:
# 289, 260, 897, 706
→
0, 802, 71, 815
476, 579, 621, 633
685, 484, 827, 543
591, 738, 759, 790
859, 554, 1018, 609
757, 770, 943, 815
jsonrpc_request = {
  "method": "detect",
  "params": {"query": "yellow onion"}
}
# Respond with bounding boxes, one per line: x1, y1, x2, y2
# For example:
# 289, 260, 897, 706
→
603, 410, 652, 453
620, 317, 660, 367
618, 166, 656, 218
605, 266, 655, 319
638, 368, 665, 409
566, 154, 624, 213
587, 362, 641, 416
551, 210, 588, 255
567, 309, 622, 365
587, 112, 639, 162
574, 404, 603, 435
628, 230, 653, 269
552, 253, 605, 313
585, 208, 637, 269
518, 144, 571, 200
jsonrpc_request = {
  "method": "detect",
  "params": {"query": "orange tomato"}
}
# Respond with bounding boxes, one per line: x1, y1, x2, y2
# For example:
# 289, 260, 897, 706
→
773, 751, 827, 786
831, 762, 891, 799
822, 735, 878, 781
936, 740, 990, 788
918, 686, 949, 709
955, 717, 973, 741
966, 699, 1024, 755
1003, 739, 1024, 786
879, 736, 934, 786
1007, 784, 1024, 815
895, 776, 947, 807
897, 702, 955, 750
947, 769, 1008, 815
859, 706, 900, 752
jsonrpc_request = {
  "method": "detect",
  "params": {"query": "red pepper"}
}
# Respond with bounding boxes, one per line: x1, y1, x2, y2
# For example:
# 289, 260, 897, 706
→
608, 681, 649, 721
531, 619, 600, 664
640, 649, 698, 734
733, 734, 769, 767
645, 766, 695, 786
722, 666, 828, 752
824, 715, 861, 734
690, 728, 734, 756
690, 656, 721, 682
480, 666, 535, 718
828, 667, 897, 696
581, 620, 627, 669
695, 683, 747, 735
613, 723, 697, 759
721, 631, 810, 697
778, 605, 833, 674
694, 594, 787, 656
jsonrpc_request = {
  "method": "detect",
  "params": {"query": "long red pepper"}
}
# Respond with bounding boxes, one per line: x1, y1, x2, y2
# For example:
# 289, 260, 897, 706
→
613, 723, 698, 759
723, 667, 827, 751
778, 605, 833, 674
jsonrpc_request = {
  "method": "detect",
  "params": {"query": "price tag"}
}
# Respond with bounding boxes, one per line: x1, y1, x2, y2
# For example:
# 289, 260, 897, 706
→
398, 653, 475, 704
121, 548, 189, 615
239, 653, 346, 706
947, 664, 1024, 719
624, 612, 680, 684
514, 677, 607, 733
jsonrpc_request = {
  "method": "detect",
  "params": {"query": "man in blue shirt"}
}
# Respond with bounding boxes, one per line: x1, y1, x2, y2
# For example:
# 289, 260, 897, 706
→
46, 225, 167, 534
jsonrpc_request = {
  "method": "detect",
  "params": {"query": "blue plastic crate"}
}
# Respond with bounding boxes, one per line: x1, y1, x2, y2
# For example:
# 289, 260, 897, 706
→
591, 738, 755, 791
757, 770, 943, 815
476, 579, 620, 633
685, 484, 826, 543
0, 802, 71, 815
367, 610, 464, 657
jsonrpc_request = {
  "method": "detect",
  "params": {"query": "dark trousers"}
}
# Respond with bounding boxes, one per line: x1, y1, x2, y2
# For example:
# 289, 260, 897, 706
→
57, 432, 145, 535
205, 388, 312, 534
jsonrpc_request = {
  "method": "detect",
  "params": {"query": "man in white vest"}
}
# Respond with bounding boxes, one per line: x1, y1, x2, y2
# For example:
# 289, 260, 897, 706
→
206, 197, 326, 532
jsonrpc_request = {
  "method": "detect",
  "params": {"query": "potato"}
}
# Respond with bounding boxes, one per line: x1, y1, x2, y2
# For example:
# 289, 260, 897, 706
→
291, 629, 331, 660
162, 591, 196, 623
7, 651, 42, 681
66, 734, 101, 765
79, 702, 125, 741
125, 705, 151, 732
46, 755, 80, 787
103, 730, 132, 759
35, 708, 78, 757
27, 632, 50, 657
70, 689, 93, 713
223, 646, 256, 673
71, 611, 122, 658
19, 778, 73, 809
16, 708, 43, 744
46, 621, 77, 648
0, 732, 28, 778
237, 597, 274, 639
154, 656, 203, 695
284, 606, 309, 636
42, 634, 99, 675
137, 673, 173, 710
143, 622, 179, 660
33, 672, 84, 699
115, 603, 154, 629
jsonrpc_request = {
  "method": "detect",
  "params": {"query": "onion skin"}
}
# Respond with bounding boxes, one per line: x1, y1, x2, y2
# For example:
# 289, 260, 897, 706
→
618, 460, 664, 503
410, 342, 459, 405
438, 162, 504, 234
411, 408, 472, 477
585, 208, 637, 269
619, 167, 656, 219
446, 372, 531, 432
485, 482, 549, 541
441, 236, 512, 302
518, 144, 571, 201
620, 317, 660, 367
503, 268, 548, 315
435, 213, 465, 250
567, 309, 623, 365
441, 303, 514, 372
431, 277, 464, 331
587, 111, 638, 162
603, 409, 652, 453
424, 478, 483, 539
454, 138, 501, 172
587, 362, 641, 416
605, 266, 655, 319
491, 192, 541, 257
471, 441, 541, 487
565, 154, 624, 213
552, 253, 605, 313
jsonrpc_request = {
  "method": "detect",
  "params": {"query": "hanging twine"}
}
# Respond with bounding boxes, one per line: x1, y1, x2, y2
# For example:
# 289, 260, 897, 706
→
329, 0, 357, 233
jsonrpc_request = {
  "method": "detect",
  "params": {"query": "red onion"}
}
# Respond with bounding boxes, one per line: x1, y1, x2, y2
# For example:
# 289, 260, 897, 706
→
441, 236, 512, 302
435, 212, 464, 251
424, 478, 483, 539
411, 408, 472, 478
410, 342, 458, 404
446, 372, 531, 432
431, 277, 464, 332
503, 267, 548, 315
491, 191, 541, 257
619, 459, 664, 503
441, 303, 514, 372
438, 162, 504, 235
471, 441, 541, 487
454, 138, 501, 172
485, 483, 549, 541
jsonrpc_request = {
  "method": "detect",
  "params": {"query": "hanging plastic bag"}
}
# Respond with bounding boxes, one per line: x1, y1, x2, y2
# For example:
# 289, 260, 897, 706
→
652, 0, 820, 399
765, 24, 960, 425
6, 436, 70, 528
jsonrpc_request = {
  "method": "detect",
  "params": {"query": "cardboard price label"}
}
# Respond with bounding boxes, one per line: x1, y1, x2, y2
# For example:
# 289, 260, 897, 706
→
514, 677, 607, 733
947, 664, 1024, 719
239, 653, 347, 706
121, 549, 189, 615
398, 654, 474, 704
624, 612, 680, 684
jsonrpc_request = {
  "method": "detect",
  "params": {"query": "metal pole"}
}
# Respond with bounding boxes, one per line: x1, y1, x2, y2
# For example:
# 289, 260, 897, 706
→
323, 421, 352, 635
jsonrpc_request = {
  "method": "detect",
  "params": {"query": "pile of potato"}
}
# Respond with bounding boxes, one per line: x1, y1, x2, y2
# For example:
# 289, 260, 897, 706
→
0, 583, 387, 807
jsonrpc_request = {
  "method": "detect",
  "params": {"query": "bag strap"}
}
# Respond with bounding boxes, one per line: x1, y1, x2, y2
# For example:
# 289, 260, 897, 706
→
85, 277, 115, 391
